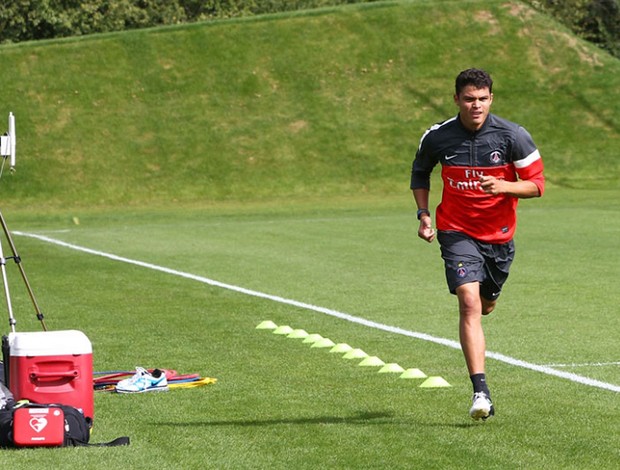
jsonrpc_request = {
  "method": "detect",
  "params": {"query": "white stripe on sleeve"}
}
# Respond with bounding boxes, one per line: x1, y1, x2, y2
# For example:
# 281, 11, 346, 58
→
514, 149, 541, 169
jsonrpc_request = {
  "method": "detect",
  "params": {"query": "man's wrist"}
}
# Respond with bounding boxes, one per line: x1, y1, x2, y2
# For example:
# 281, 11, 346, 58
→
416, 208, 431, 220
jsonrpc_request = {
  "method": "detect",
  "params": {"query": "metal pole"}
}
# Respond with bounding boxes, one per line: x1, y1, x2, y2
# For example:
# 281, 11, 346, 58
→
0, 209, 47, 331
0, 236, 16, 333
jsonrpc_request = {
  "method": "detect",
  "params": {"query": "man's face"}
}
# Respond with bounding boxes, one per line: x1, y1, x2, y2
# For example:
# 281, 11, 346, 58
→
454, 85, 493, 131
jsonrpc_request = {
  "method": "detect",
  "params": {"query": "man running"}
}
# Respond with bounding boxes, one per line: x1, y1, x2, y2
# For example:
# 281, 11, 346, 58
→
410, 68, 545, 420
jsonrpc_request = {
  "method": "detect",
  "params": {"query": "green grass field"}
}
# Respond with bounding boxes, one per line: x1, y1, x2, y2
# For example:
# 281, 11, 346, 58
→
0, 0, 618, 468
0, 188, 618, 468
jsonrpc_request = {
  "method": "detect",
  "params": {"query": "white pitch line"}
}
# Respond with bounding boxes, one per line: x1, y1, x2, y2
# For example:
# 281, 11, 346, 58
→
14, 231, 620, 394
544, 362, 620, 368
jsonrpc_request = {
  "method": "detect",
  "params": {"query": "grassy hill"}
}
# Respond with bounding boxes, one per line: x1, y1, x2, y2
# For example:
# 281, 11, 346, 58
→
0, 0, 618, 212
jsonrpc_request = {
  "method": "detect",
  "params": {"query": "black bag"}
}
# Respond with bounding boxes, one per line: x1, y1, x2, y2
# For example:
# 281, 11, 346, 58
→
0, 402, 129, 448
0, 404, 13, 448
59, 403, 92, 446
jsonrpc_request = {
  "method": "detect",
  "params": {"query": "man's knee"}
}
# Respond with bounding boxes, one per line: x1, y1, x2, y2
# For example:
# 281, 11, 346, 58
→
456, 283, 482, 316
456, 283, 497, 316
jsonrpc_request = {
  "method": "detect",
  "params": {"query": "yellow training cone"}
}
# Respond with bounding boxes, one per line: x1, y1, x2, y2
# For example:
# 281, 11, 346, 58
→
419, 376, 452, 388
287, 329, 309, 339
273, 325, 294, 335
302, 334, 323, 344
343, 349, 368, 360
256, 320, 278, 330
330, 343, 353, 353
358, 356, 385, 367
311, 338, 336, 348
378, 363, 405, 373
399, 368, 428, 379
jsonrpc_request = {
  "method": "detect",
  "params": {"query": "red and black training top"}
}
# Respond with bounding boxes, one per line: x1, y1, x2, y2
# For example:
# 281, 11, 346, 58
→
411, 113, 545, 244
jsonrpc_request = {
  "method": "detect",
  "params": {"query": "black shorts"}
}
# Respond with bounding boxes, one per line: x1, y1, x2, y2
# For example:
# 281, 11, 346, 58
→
437, 231, 515, 301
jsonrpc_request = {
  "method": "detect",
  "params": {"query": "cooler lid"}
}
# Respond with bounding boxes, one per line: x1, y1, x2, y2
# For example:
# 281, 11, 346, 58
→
8, 330, 92, 356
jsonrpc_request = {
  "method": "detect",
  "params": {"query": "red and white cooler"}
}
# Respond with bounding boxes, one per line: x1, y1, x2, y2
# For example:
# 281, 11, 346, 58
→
7, 330, 93, 421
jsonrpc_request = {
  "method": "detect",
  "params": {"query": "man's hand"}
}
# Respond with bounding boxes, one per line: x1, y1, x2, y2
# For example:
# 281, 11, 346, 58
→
479, 175, 541, 198
418, 215, 435, 243
479, 175, 506, 195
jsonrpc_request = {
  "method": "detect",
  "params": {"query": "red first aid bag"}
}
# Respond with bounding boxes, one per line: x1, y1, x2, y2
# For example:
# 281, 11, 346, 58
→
1, 402, 128, 448
12, 406, 65, 447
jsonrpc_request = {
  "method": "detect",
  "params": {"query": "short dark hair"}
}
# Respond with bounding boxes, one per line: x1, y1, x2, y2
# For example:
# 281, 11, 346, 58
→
455, 68, 493, 96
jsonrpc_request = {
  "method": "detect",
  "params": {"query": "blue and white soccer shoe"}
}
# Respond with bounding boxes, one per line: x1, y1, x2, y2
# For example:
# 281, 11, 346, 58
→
116, 367, 169, 393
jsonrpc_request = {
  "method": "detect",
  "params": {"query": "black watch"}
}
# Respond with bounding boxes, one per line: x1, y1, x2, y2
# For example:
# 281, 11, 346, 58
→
416, 208, 431, 220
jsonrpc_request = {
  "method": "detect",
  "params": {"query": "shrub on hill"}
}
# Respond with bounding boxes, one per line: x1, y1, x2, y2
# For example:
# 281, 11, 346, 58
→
0, 1, 377, 43
1, 1, 618, 59
524, 0, 620, 57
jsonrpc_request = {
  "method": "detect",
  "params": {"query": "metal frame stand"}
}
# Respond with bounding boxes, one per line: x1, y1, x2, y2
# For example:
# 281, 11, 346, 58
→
0, 209, 47, 333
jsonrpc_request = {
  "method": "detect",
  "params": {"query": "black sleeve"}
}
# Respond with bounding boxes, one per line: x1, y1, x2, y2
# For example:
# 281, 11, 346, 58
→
410, 134, 437, 190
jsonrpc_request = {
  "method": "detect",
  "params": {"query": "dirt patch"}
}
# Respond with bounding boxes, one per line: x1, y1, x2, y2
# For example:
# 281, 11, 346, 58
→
504, 1, 535, 20
289, 120, 308, 133
477, 10, 500, 35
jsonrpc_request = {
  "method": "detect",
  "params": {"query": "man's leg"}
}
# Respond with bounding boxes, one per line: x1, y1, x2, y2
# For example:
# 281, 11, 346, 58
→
481, 297, 496, 316
437, 231, 500, 419
456, 282, 494, 420
456, 282, 485, 375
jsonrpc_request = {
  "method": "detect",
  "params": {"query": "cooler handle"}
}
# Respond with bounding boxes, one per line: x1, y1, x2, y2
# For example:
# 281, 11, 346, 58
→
30, 370, 79, 379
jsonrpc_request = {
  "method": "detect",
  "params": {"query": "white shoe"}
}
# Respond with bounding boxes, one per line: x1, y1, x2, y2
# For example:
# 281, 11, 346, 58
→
469, 392, 494, 420
116, 367, 168, 393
